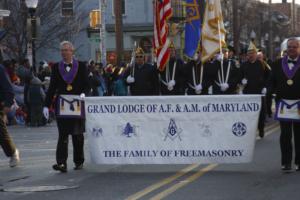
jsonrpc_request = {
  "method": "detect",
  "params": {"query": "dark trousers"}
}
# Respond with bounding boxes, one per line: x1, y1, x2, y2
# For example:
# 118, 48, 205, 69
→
56, 120, 84, 166
266, 92, 273, 117
258, 97, 266, 132
0, 109, 16, 157
30, 104, 43, 126
279, 121, 300, 165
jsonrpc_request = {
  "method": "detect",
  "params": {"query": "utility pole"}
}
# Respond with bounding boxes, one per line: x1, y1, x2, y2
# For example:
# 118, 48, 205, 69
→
292, 0, 295, 35
114, 0, 124, 66
268, 0, 273, 59
99, 0, 107, 66
232, 0, 239, 54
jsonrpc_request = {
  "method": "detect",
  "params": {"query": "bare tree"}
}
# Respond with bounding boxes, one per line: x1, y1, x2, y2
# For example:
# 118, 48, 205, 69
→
35, 0, 88, 51
2, 0, 27, 61
1, 0, 87, 61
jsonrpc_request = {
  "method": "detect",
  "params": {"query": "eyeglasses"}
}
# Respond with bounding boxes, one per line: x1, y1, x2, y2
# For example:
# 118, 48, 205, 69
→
135, 56, 143, 58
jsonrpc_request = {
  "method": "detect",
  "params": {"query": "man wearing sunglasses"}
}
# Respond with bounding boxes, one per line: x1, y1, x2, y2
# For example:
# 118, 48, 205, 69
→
125, 47, 159, 96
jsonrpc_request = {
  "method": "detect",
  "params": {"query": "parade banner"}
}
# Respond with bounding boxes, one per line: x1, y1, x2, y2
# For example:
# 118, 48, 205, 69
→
85, 95, 261, 164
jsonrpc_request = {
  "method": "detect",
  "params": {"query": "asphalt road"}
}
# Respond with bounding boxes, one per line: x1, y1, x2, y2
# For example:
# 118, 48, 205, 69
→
0, 120, 299, 200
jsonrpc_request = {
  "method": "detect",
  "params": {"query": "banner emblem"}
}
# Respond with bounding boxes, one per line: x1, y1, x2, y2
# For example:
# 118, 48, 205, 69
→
121, 122, 137, 138
232, 122, 247, 137
91, 127, 103, 138
164, 118, 182, 141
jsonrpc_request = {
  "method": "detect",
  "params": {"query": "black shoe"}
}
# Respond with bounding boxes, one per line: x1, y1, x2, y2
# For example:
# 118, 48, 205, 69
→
259, 130, 264, 138
295, 165, 300, 171
74, 163, 83, 170
281, 164, 292, 173
52, 164, 67, 173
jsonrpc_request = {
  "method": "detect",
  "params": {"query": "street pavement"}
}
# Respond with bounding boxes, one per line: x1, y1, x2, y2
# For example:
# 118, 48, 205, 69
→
0, 119, 299, 200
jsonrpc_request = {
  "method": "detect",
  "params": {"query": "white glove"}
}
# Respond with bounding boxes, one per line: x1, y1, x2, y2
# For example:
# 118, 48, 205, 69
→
126, 76, 135, 83
195, 84, 202, 94
241, 78, 248, 85
167, 80, 176, 91
220, 83, 229, 92
261, 87, 267, 95
216, 53, 224, 62
193, 53, 198, 61
238, 90, 243, 95
89, 72, 93, 77
80, 93, 85, 99
43, 107, 49, 120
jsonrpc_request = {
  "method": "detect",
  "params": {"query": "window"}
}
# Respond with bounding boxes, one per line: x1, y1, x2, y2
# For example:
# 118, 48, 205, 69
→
112, 0, 126, 16
61, 0, 74, 17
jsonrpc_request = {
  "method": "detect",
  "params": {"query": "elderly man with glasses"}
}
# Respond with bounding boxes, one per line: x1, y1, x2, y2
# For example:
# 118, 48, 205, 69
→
272, 38, 300, 172
44, 41, 90, 173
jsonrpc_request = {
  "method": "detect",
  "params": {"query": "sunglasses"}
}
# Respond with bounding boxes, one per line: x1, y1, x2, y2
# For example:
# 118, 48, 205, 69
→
135, 56, 143, 58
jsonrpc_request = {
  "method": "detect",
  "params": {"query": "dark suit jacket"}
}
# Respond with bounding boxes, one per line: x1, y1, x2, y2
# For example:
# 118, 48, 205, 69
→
0, 65, 14, 108
124, 63, 159, 96
45, 60, 90, 135
272, 58, 300, 100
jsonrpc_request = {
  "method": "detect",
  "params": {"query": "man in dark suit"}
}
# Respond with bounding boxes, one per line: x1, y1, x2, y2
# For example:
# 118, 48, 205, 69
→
272, 38, 300, 172
240, 42, 271, 138
44, 41, 90, 172
212, 47, 241, 95
184, 52, 217, 95
0, 64, 20, 167
158, 44, 185, 95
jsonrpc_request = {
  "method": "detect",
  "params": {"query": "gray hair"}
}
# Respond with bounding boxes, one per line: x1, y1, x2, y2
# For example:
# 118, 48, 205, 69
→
287, 37, 300, 45
60, 41, 74, 50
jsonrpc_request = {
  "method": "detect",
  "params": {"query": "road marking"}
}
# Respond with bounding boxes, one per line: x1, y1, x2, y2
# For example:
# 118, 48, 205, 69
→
125, 164, 200, 200
265, 126, 280, 136
256, 125, 280, 140
264, 122, 279, 131
127, 123, 280, 200
149, 164, 218, 200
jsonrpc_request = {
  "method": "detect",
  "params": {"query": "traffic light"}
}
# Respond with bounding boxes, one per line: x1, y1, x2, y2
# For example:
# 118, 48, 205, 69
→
89, 10, 101, 29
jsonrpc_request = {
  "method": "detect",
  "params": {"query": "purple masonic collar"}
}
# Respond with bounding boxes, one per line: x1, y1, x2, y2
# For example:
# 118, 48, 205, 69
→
59, 59, 79, 84
282, 56, 300, 79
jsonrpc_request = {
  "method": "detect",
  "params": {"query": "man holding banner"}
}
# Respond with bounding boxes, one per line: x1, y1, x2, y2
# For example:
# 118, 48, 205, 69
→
44, 41, 90, 172
240, 42, 271, 138
272, 38, 300, 172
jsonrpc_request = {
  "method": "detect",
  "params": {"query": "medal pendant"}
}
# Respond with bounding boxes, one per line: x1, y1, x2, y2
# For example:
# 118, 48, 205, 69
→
287, 79, 294, 86
66, 84, 73, 91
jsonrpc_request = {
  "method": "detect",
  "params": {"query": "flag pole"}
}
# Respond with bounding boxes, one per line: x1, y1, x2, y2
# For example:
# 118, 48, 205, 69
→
217, 19, 225, 84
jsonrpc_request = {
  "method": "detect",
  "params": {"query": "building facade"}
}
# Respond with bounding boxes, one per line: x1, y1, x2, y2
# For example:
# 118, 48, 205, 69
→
37, 0, 185, 64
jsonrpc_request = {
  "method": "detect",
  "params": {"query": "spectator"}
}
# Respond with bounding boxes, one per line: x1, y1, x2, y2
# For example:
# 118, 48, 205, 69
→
0, 63, 20, 167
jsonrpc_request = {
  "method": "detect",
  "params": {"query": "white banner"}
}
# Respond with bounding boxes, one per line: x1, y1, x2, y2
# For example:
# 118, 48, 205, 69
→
85, 95, 261, 164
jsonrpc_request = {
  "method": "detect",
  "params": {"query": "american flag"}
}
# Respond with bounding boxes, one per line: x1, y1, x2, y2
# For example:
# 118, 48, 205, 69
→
153, 0, 173, 71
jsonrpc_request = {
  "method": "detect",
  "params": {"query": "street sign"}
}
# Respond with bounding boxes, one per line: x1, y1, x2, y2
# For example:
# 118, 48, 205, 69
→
89, 37, 101, 43
0, 10, 10, 17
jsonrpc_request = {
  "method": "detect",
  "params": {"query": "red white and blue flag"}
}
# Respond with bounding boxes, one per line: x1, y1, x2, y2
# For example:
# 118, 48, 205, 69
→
153, 0, 173, 71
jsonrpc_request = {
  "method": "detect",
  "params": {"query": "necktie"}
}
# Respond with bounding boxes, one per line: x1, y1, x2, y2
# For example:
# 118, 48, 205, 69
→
64, 63, 72, 72
64, 63, 72, 68
288, 60, 297, 65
